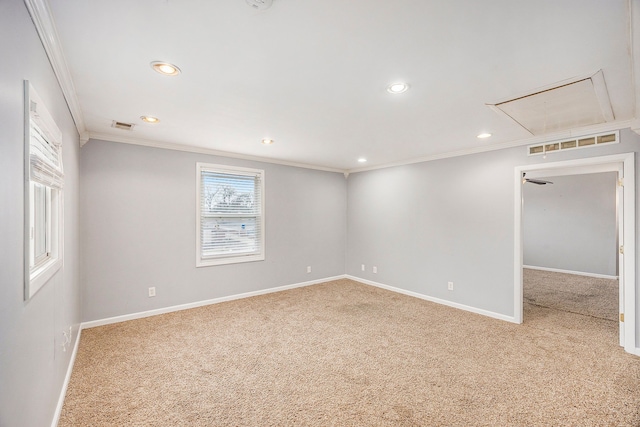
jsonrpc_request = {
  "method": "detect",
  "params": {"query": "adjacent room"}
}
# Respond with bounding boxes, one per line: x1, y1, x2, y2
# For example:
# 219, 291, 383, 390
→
2, 0, 640, 426
523, 172, 620, 327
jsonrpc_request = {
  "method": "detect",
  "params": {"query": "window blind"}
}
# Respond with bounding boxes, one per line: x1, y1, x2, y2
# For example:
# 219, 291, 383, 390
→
199, 169, 263, 259
29, 87, 64, 189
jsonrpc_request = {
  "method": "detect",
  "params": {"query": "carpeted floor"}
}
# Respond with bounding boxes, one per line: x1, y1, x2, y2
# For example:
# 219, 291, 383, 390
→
524, 268, 619, 322
59, 278, 640, 426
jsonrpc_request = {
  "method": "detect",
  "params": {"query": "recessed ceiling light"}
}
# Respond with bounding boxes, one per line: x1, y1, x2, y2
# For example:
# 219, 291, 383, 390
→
150, 61, 181, 76
140, 116, 160, 123
358, 158, 367, 163
477, 133, 492, 139
387, 82, 409, 94
261, 138, 274, 145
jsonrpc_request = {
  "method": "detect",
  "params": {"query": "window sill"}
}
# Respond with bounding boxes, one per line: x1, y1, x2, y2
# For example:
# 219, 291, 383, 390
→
197, 253, 264, 267
28, 257, 62, 298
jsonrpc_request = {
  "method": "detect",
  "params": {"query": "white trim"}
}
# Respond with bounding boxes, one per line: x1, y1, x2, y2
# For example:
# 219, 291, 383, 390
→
346, 275, 518, 324
82, 273, 518, 330
523, 265, 618, 280
92, 124, 634, 176
23, 0, 86, 140
50, 326, 81, 427
28, 258, 61, 299
88, 124, 634, 176
81, 275, 347, 329
630, 0, 640, 135
88, 132, 345, 174
514, 152, 636, 355
348, 121, 632, 173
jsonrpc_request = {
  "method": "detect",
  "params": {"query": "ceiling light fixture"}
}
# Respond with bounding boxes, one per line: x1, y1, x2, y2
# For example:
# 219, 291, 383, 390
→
140, 116, 160, 123
358, 158, 367, 163
150, 61, 181, 76
261, 138, 274, 145
477, 133, 492, 139
387, 82, 409, 94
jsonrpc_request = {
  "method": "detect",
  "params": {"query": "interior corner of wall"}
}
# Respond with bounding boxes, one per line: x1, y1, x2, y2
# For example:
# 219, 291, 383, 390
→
79, 132, 90, 147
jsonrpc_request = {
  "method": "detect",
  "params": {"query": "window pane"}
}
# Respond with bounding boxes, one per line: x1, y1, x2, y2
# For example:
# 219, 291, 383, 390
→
33, 183, 47, 262
201, 217, 258, 257
202, 173, 258, 215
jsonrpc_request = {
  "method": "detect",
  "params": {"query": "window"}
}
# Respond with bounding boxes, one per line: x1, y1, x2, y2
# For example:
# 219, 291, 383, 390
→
24, 82, 63, 300
196, 163, 264, 267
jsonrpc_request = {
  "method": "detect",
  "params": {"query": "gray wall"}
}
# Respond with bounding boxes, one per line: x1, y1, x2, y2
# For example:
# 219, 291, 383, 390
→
0, 1, 82, 426
347, 147, 517, 315
523, 172, 617, 276
347, 130, 640, 328
80, 140, 347, 321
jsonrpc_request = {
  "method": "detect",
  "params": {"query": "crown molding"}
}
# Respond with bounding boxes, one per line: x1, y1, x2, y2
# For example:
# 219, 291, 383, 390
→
24, 0, 86, 143
87, 132, 346, 174
347, 120, 634, 173
89, 121, 632, 176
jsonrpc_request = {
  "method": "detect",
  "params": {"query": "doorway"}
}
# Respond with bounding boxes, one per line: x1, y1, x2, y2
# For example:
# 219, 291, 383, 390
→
514, 153, 636, 355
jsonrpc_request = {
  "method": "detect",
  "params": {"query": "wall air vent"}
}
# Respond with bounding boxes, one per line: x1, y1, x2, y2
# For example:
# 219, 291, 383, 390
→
111, 120, 135, 131
527, 131, 618, 156
488, 70, 614, 136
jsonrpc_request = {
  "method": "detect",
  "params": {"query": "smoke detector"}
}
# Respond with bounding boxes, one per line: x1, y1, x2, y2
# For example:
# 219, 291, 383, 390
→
246, 0, 272, 10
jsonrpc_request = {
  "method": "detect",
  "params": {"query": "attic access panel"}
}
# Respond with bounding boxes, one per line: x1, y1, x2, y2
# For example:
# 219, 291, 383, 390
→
488, 71, 614, 136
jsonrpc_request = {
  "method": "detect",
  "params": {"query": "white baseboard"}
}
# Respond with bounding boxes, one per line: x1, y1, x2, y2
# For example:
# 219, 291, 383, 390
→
51, 326, 82, 427
81, 275, 347, 329
81, 272, 517, 330
346, 275, 518, 324
523, 265, 618, 280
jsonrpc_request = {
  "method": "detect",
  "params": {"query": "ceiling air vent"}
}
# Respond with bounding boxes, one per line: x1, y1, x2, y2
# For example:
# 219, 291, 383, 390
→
488, 70, 614, 136
527, 131, 618, 156
111, 120, 135, 131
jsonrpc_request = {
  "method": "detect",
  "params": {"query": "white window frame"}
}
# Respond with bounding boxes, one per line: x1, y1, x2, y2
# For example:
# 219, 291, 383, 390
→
24, 82, 64, 300
196, 162, 265, 267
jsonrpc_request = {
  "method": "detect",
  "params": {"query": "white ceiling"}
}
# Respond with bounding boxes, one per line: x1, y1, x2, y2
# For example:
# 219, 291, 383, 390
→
45, 0, 635, 171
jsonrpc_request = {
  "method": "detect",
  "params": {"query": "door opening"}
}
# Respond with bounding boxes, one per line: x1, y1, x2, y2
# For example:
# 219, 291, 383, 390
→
514, 153, 636, 355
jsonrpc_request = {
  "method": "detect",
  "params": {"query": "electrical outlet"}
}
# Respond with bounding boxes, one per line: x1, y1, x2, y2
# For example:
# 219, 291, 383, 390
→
448, 281, 454, 291
62, 327, 72, 352
307, 266, 312, 273
373, 266, 377, 274
361, 264, 365, 271
148, 287, 156, 297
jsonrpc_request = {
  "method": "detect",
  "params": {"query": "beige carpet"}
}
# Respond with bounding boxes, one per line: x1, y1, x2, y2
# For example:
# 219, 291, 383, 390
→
524, 268, 619, 321
59, 279, 640, 426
